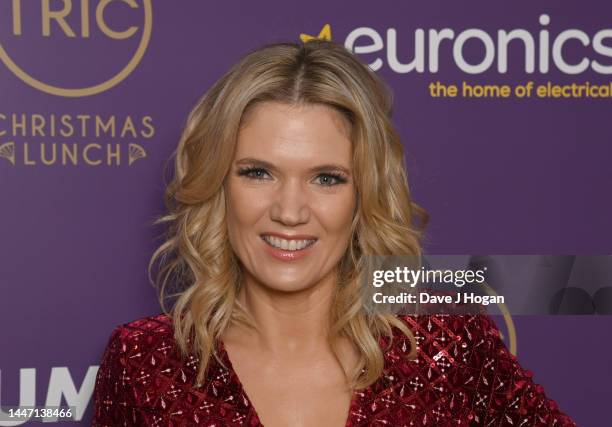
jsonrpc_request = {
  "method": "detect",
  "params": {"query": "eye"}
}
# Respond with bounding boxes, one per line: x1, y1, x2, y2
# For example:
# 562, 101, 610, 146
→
237, 167, 271, 180
315, 173, 347, 186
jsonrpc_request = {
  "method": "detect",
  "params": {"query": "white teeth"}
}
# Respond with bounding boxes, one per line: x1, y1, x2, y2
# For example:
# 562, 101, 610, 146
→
263, 235, 315, 251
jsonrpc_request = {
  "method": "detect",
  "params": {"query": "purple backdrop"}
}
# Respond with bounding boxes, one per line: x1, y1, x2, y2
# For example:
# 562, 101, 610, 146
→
1, 1, 610, 425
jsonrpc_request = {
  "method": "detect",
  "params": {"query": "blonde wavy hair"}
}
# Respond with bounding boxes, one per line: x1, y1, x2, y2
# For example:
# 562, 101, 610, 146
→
148, 40, 428, 390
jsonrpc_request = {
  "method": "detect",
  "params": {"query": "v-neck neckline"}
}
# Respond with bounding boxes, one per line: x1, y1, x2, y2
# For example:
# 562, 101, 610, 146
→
217, 339, 360, 427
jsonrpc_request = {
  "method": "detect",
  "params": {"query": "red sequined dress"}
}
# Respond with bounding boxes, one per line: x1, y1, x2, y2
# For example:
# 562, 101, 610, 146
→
91, 313, 576, 426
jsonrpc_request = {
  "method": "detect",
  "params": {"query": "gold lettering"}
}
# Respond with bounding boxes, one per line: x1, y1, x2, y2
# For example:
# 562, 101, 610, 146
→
0, 113, 6, 136
62, 143, 78, 165
81, 0, 90, 37
95, 115, 116, 137
42, 0, 76, 37
32, 114, 46, 137
41, 143, 56, 165
120, 116, 137, 138
49, 114, 56, 137
96, 0, 138, 40
141, 115, 155, 138
60, 114, 74, 137
77, 114, 90, 137
107, 143, 120, 165
24, 142, 35, 165
12, 0, 23, 35
13, 113, 26, 137
83, 143, 101, 165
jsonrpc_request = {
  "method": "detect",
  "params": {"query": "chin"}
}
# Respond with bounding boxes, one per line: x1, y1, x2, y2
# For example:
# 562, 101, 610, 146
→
258, 274, 319, 294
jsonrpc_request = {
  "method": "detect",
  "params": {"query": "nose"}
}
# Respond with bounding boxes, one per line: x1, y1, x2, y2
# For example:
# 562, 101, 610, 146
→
269, 178, 310, 226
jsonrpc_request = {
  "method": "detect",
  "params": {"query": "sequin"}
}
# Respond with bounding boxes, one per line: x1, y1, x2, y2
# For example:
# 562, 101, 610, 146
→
91, 313, 576, 426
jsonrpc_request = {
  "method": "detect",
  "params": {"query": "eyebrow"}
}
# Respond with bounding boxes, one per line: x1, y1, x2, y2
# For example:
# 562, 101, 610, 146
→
235, 157, 351, 175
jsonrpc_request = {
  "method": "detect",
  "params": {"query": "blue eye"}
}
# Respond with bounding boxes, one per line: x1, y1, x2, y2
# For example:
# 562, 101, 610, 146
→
316, 173, 347, 186
238, 167, 270, 180
237, 168, 348, 186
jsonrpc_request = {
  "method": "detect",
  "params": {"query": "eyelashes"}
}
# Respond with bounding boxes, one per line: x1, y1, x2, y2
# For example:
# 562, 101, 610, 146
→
314, 173, 348, 186
237, 167, 269, 180
236, 167, 348, 186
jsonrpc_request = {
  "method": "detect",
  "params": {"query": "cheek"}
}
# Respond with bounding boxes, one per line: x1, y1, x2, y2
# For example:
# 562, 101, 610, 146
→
225, 182, 266, 240
315, 189, 356, 239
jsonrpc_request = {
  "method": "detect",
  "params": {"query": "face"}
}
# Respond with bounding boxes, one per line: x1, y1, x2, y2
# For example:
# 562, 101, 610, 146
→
225, 101, 356, 294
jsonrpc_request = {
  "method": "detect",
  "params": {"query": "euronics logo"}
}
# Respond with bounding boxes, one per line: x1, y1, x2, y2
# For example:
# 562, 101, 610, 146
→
301, 17, 612, 75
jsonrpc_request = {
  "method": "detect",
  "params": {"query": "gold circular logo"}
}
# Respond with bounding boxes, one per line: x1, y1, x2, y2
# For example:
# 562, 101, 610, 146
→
0, 0, 153, 97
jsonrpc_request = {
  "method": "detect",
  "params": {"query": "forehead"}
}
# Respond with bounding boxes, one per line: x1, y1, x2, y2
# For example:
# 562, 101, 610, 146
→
235, 101, 352, 166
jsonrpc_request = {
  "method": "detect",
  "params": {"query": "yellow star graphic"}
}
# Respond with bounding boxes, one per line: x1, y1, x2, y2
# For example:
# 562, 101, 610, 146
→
300, 24, 332, 43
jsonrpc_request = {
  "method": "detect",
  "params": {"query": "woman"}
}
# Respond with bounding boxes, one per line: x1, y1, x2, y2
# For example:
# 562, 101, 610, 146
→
91, 40, 575, 426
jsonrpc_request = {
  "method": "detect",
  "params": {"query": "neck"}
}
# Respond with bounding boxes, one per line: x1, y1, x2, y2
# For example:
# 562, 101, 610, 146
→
231, 271, 338, 356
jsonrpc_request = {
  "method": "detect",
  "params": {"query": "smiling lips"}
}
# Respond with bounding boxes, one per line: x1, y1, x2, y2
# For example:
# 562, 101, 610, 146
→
260, 233, 317, 261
